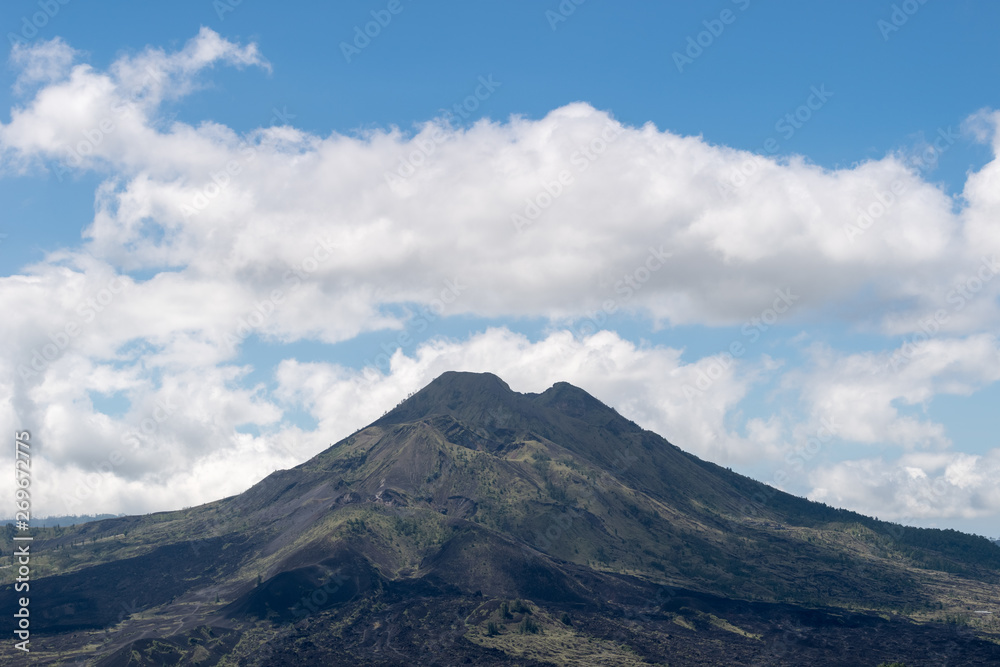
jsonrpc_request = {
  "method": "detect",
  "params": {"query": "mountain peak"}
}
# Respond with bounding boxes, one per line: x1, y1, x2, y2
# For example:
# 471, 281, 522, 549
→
537, 379, 618, 422
427, 370, 512, 393
373, 371, 520, 427
375, 372, 624, 436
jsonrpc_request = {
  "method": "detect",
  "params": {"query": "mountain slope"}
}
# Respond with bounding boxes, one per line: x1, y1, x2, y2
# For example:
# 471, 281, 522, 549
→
3, 371, 999, 665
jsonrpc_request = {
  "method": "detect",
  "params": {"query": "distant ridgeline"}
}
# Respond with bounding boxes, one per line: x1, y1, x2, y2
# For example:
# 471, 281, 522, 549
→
1, 514, 124, 528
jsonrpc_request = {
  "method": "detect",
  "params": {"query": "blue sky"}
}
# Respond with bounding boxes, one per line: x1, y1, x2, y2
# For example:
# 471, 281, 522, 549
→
2, 0, 1000, 537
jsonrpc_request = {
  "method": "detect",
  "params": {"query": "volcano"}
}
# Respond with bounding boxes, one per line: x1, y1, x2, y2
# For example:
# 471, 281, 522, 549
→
3, 371, 999, 665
